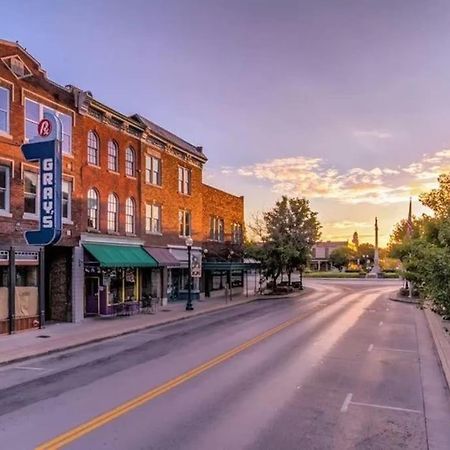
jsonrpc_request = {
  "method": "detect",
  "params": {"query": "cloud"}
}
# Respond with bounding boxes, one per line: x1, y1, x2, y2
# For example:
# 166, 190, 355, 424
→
232, 148, 450, 205
324, 220, 372, 230
352, 129, 393, 140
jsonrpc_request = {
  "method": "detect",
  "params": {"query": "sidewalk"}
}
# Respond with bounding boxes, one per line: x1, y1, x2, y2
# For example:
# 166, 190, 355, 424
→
0, 290, 304, 366
424, 307, 450, 390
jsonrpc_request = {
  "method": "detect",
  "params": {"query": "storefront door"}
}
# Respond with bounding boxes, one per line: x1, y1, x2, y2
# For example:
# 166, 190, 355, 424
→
85, 277, 100, 315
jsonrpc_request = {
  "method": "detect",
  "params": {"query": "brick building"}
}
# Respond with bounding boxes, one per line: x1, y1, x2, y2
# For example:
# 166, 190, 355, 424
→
310, 241, 355, 271
0, 39, 245, 334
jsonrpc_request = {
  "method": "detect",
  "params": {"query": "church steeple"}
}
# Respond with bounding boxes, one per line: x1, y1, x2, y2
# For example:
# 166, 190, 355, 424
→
406, 197, 413, 238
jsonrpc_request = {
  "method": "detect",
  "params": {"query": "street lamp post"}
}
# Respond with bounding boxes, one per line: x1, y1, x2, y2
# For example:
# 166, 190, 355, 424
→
186, 236, 194, 311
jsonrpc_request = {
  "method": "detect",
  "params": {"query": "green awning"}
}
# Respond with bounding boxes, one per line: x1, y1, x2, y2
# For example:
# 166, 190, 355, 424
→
83, 243, 158, 268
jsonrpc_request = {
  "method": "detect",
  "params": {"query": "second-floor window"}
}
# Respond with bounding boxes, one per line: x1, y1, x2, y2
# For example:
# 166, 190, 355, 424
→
107, 193, 119, 232
125, 197, 136, 234
178, 166, 191, 195
179, 209, 191, 237
87, 131, 99, 166
0, 165, 10, 213
145, 204, 161, 234
25, 98, 72, 154
125, 147, 136, 177
108, 140, 119, 172
210, 216, 224, 242
0, 87, 10, 134
24, 171, 38, 215
87, 188, 99, 229
62, 180, 72, 221
145, 155, 161, 185
232, 223, 243, 244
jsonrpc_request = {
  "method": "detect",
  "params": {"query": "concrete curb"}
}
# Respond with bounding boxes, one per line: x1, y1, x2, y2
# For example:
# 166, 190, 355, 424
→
389, 295, 420, 304
424, 307, 450, 390
0, 290, 309, 367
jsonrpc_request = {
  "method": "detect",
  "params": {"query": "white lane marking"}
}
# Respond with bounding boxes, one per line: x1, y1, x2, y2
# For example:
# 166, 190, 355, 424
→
14, 366, 47, 371
378, 321, 383, 327
341, 393, 353, 412
350, 401, 421, 414
368, 344, 374, 352
373, 347, 416, 354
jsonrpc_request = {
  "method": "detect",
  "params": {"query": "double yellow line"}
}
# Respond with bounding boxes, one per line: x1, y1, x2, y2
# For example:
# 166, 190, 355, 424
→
36, 312, 310, 449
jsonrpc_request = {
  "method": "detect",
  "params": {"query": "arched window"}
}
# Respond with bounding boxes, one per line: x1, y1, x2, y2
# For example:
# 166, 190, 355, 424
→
108, 140, 119, 172
87, 188, 99, 229
107, 193, 119, 232
125, 147, 136, 177
125, 197, 135, 234
87, 131, 99, 166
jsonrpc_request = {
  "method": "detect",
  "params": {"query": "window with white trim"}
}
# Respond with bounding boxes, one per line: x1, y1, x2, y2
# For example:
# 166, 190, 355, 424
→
145, 204, 161, 234
178, 166, 191, 194
24, 171, 38, 215
25, 98, 73, 154
210, 216, 224, 242
145, 155, 161, 185
87, 188, 99, 229
107, 193, 119, 232
62, 180, 72, 221
232, 223, 243, 244
179, 209, 191, 237
87, 131, 99, 166
125, 147, 136, 177
108, 140, 119, 172
0, 165, 10, 212
125, 197, 136, 234
0, 87, 10, 134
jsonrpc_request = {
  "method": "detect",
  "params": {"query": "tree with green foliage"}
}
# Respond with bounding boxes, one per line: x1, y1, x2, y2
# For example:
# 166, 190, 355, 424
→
246, 196, 321, 288
329, 246, 354, 271
388, 175, 450, 315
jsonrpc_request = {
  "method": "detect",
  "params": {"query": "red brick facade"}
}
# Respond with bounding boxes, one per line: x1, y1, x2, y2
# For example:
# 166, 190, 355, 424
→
0, 39, 245, 332
0, 39, 244, 249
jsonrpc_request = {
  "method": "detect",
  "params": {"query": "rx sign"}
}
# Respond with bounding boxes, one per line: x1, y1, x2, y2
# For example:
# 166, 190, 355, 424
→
21, 112, 63, 246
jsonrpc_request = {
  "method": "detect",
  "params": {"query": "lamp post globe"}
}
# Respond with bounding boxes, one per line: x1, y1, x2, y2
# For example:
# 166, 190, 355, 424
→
186, 236, 194, 311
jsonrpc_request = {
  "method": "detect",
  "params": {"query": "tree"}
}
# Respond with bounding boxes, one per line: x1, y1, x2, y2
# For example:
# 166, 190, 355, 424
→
387, 216, 423, 251
420, 174, 450, 218
388, 176, 450, 314
247, 196, 321, 288
355, 242, 375, 261
329, 246, 354, 271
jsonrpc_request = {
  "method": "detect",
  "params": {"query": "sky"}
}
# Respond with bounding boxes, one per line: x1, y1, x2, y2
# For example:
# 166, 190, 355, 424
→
3, 0, 450, 245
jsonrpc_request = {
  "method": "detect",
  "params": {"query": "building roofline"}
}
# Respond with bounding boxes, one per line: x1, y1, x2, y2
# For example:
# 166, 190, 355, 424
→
1, 39, 208, 164
0, 39, 46, 76
203, 183, 244, 200
132, 114, 207, 162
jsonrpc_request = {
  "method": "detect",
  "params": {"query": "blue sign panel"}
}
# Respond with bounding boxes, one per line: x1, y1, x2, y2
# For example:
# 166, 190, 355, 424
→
21, 113, 63, 246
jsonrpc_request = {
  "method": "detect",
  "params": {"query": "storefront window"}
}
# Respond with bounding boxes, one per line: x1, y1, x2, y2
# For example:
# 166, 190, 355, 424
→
108, 271, 121, 304
124, 269, 136, 300
16, 266, 37, 287
0, 267, 8, 287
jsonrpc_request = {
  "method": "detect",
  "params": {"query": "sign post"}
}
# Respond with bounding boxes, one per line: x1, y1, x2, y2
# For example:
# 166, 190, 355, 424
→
21, 112, 63, 329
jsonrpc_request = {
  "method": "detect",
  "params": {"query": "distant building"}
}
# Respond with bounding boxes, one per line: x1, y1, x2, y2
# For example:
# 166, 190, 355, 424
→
310, 240, 355, 271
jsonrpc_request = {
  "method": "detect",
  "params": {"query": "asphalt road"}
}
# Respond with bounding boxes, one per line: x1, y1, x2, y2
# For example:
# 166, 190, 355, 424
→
0, 279, 449, 450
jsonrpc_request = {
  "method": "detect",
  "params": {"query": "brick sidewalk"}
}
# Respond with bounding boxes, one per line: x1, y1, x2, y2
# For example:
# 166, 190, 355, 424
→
0, 290, 303, 366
